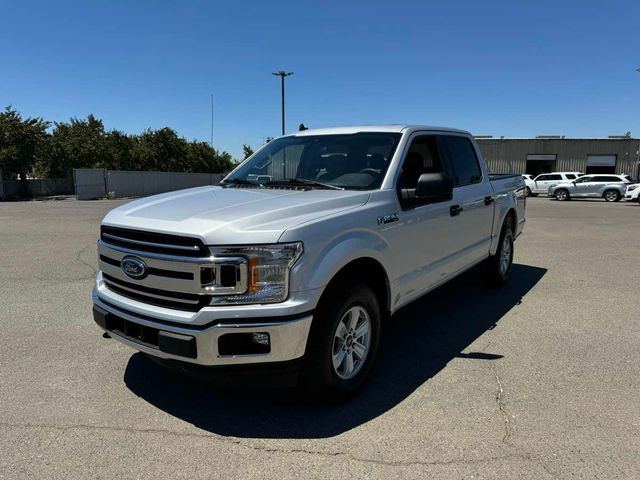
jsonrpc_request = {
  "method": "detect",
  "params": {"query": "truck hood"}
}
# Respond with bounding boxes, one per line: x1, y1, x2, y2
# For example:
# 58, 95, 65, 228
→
102, 186, 370, 245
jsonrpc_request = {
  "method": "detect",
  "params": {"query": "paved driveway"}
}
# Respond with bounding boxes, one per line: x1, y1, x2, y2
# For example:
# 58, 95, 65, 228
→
1, 197, 638, 479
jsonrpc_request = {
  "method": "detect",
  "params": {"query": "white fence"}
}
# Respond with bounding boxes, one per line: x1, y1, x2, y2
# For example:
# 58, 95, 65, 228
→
73, 169, 224, 200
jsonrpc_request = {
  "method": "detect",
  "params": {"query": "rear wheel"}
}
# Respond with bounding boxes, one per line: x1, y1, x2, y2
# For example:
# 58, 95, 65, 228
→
301, 282, 381, 401
481, 221, 514, 287
603, 190, 620, 202
554, 189, 570, 201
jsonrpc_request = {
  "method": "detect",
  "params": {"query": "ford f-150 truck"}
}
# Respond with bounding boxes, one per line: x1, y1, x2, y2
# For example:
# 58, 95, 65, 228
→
92, 125, 526, 399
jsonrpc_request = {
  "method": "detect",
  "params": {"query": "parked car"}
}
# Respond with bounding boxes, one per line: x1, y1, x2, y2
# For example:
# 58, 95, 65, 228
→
92, 125, 526, 399
526, 172, 583, 196
623, 183, 640, 202
522, 174, 534, 195
548, 174, 634, 202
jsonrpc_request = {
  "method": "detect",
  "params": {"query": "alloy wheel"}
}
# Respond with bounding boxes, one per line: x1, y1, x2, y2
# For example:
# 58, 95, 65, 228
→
332, 306, 371, 380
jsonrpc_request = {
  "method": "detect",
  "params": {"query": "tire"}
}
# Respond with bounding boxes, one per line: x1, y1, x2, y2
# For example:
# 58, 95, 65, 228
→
301, 282, 381, 401
554, 188, 570, 201
480, 222, 514, 287
525, 187, 532, 197
603, 190, 620, 202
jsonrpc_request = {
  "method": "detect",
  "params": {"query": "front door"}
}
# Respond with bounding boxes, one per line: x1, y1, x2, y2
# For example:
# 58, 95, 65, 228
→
382, 134, 459, 307
573, 176, 594, 196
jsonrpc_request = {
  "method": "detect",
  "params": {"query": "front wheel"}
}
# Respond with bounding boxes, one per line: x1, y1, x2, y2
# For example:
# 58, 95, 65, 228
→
554, 189, 570, 201
525, 186, 532, 197
481, 225, 514, 287
301, 283, 381, 401
603, 190, 620, 202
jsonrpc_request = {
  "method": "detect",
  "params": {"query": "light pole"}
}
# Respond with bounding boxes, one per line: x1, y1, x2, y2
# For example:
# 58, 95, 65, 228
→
272, 71, 293, 135
636, 69, 640, 181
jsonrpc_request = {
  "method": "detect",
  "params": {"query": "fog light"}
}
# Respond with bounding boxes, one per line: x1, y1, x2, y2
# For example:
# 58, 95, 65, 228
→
251, 332, 270, 346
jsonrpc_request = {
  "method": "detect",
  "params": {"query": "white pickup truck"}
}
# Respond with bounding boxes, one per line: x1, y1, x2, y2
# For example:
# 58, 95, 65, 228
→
93, 125, 526, 399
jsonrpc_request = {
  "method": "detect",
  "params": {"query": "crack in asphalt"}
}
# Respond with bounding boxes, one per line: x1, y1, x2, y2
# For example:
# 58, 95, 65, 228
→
490, 361, 513, 444
1, 421, 554, 473
481, 340, 514, 445
74, 242, 98, 281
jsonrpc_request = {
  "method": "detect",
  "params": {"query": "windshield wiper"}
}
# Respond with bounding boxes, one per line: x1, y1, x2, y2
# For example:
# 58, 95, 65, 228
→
221, 178, 259, 187
265, 178, 345, 190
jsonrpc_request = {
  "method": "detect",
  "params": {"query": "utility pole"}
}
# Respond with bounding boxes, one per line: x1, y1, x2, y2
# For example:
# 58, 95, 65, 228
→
635, 70, 640, 181
210, 94, 214, 148
272, 71, 293, 135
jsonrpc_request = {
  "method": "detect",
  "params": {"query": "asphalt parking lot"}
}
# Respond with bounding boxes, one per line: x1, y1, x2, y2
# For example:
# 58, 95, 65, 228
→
1, 196, 638, 479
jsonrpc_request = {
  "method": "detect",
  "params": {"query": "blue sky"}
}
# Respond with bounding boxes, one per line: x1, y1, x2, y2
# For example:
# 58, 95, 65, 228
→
1, 0, 639, 159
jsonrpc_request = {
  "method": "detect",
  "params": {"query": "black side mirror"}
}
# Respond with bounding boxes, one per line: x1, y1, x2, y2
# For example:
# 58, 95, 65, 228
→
416, 173, 453, 201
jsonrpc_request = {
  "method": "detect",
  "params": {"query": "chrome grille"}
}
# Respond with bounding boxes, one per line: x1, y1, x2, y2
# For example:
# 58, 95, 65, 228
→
102, 274, 210, 311
100, 226, 207, 258
98, 227, 248, 311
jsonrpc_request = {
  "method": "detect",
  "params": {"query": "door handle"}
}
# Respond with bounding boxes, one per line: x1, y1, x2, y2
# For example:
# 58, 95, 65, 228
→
484, 196, 494, 205
450, 205, 463, 217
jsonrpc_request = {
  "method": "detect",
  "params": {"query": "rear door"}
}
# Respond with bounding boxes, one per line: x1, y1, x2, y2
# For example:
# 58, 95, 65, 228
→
440, 134, 495, 271
585, 176, 621, 195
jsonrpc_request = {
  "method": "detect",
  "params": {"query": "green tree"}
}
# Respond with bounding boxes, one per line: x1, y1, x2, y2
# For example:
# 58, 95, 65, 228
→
242, 144, 254, 159
102, 130, 136, 170
36, 114, 107, 177
185, 141, 234, 173
132, 128, 188, 172
0, 106, 49, 187
5, 106, 235, 179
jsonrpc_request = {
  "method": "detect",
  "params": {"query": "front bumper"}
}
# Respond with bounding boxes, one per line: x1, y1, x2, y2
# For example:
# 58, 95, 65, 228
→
93, 289, 313, 367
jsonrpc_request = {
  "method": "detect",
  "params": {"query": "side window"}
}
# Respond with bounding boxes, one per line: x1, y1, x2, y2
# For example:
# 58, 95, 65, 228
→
565, 174, 576, 180
397, 135, 445, 209
442, 136, 482, 186
548, 174, 562, 181
536, 175, 549, 181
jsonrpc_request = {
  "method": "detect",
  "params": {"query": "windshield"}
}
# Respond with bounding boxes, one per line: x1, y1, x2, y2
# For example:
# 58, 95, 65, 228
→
224, 133, 402, 190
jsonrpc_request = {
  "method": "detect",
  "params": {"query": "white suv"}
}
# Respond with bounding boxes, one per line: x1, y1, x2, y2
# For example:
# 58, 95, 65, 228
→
624, 183, 640, 202
525, 172, 583, 196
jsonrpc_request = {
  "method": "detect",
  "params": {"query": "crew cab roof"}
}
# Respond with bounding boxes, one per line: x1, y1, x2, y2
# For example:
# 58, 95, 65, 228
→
288, 125, 471, 137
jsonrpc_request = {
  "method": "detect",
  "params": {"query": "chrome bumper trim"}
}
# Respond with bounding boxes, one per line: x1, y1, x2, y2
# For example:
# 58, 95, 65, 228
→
93, 291, 313, 366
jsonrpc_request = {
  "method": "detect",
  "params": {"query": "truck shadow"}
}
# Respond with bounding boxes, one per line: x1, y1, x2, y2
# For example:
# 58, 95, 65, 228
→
124, 263, 546, 439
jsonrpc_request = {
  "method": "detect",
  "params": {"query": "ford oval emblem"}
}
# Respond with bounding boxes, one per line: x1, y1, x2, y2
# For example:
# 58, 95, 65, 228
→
121, 256, 148, 279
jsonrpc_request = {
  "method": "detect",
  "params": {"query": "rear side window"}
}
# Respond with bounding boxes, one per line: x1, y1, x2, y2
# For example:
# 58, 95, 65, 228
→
565, 174, 576, 179
547, 174, 562, 180
596, 176, 622, 183
442, 136, 482, 187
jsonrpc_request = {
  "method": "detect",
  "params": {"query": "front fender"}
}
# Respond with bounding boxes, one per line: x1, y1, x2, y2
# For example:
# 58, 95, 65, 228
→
300, 229, 391, 292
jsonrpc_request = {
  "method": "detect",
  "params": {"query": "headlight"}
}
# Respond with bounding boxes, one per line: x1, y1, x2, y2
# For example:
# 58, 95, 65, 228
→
209, 242, 303, 305
627, 184, 639, 192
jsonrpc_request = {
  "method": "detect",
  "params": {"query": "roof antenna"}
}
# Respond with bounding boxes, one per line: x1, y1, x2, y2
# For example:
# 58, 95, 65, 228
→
298, 123, 308, 131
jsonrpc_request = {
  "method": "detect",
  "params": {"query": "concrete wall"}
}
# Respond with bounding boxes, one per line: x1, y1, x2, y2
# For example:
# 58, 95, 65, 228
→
74, 169, 223, 200
476, 138, 640, 177
0, 178, 74, 200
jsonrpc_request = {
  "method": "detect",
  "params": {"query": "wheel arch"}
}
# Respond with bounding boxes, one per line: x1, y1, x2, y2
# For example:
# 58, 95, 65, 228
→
316, 257, 391, 318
